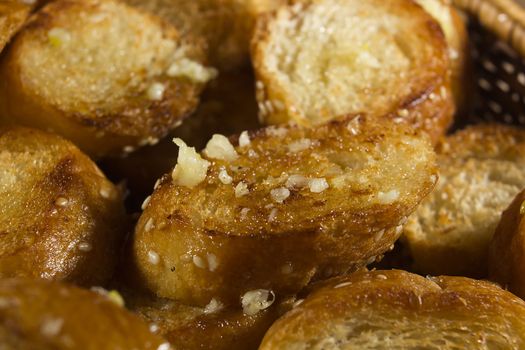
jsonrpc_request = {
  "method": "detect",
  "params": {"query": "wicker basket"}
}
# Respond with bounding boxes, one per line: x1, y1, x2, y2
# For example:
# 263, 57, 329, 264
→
453, 0, 525, 125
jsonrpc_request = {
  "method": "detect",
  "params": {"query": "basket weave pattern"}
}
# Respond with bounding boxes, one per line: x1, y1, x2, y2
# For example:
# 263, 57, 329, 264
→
454, 0, 525, 125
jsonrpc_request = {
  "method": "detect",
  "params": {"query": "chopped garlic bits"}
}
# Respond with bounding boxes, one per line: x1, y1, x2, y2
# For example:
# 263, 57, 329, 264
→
241, 289, 275, 316
204, 298, 224, 314
204, 134, 238, 162
172, 138, 210, 188
167, 58, 218, 83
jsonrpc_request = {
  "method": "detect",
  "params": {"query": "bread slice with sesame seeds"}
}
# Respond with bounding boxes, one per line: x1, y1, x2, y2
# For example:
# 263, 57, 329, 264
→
259, 270, 525, 350
0, 127, 126, 286
124, 289, 294, 350
403, 124, 525, 278
0, 278, 169, 349
252, 0, 454, 144
0, 0, 214, 158
129, 114, 437, 307
0, 0, 32, 53
100, 68, 261, 210
124, 0, 284, 71
489, 188, 525, 300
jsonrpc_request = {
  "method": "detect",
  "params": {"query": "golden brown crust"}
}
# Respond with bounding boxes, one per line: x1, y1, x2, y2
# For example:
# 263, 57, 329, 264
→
124, 290, 294, 350
100, 69, 261, 209
403, 124, 525, 278
489, 189, 525, 299
129, 115, 437, 307
260, 270, 525, 349
252, 0, 454, 144
0, 1, 31, 53
125, 0, 284, 71
0, 278, 168, 349
0, 0, 211, 158
0, 127, 126, 286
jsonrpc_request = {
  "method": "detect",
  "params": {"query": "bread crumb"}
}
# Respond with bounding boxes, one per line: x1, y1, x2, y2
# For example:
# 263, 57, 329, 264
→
241, 289, 275, 316
204, 134, 238, 161
172, 138, 210, 188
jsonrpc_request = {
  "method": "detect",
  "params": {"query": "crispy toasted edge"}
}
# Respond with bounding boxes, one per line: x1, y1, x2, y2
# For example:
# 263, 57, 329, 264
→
489, 188, 525, 300
0, 1, 31, 52
0, 0, 207, 158
260, 270, 525, 349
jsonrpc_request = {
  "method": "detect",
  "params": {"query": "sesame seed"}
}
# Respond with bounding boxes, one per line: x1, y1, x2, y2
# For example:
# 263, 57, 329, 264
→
40, 318, 63, 337
157, 343, 171, 350
373, 229, 385, 242
99, 186, 112, 199
123, 145, 135, 153
149, 324, 159, 333
147, 82, 166, 101
308, 178, 329, 193
154, 179, 161, 190
78, 242, 92, 252
239, 131, 251, 147
235, 182, 249, 197
376, 274, 387, 280
207, 253, 218, 272
269, 208, 278, 222
271, 187, 290, 203
334, 282, 352, 289
148, 250, 160, 265
141, 196, 152, 210
193, 255, 206, 269
144, 218, 155, 232
55, 197, 68, 207
293, 299, 304, 308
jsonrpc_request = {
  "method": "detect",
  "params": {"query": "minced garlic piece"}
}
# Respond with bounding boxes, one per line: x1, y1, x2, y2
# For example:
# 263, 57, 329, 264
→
204, 134, 238, 161
239, 131, 251, 147
218, 168, 233, 184
271, 187, 290, 203
204, 298, 224, 314
241, 289, 275, 316
172, 138, 210, 188
235, 182, 249, 197
167, 58, 218, 83
308, 178, 329, 193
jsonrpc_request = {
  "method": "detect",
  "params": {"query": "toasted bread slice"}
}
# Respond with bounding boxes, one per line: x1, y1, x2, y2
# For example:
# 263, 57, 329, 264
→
403, 124, 525, 278
130, 115, 437, 307
0, 0, 32, 52
125, 0, 283, 70
260, 270, 525, 350
489, 189, 525, 299
0, 0, 214, 158
0, 278, 168, 349
415, 0, 471, 116
100, 69, 261, 209
252, 0, 454, 143
0, 127, 126, 286
123, 290, 294, 350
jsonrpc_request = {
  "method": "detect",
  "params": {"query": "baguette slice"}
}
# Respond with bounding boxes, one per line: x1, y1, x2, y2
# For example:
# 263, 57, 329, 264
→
0, 278, 169, 349
0, 0, 32, 52
0, 0, 214, 158
0, 127, 126, 286
415, 0, 471, 116
124, 290, 294, 350
252, 0, 454, 143
130, 114, 437, 307
489, 189, 525, 300
403, 124, 525, 277
260, 270, 525, 350
125, 0, 283, 71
